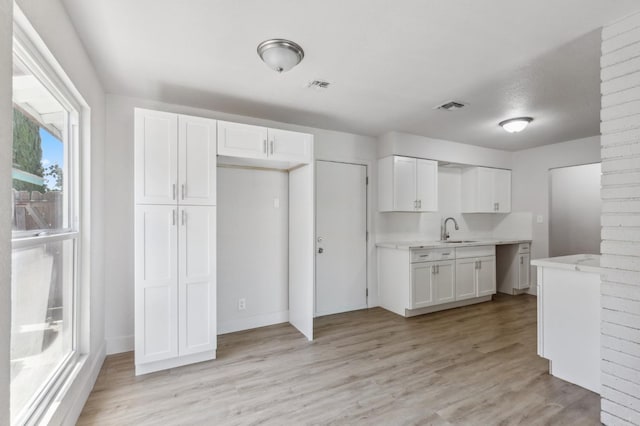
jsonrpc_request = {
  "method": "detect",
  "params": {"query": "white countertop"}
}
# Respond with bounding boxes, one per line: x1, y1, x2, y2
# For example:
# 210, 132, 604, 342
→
531, 254, 602, 274
376, 239, 531, 250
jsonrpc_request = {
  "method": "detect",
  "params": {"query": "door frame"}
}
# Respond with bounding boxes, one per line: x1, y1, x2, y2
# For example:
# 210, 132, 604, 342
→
314, 159, 369, 317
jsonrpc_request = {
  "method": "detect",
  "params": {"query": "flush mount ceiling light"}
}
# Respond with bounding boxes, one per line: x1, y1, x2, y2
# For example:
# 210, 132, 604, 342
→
499, 117, 533, 133
257, 39, 304, 73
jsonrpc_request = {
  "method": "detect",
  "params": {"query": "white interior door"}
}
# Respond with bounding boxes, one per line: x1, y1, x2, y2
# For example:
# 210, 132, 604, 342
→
315, 161, 367, 317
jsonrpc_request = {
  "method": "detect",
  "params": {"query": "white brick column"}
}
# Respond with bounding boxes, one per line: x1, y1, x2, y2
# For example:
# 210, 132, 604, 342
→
601, 11, 640, 426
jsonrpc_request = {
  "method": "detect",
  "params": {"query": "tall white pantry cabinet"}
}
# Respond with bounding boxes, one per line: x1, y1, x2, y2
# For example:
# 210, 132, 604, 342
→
134, 108, 217, 375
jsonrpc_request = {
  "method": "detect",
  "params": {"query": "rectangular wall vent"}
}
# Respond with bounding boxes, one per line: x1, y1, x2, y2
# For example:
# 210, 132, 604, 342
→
307, 80, 330, 89
436, 101, 466, 111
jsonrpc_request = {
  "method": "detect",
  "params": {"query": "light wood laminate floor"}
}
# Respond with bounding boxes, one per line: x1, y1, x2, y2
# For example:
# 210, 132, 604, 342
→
79, 295, 599, 425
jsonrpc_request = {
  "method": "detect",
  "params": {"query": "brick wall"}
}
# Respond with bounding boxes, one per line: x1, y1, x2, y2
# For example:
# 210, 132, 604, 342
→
601, 11, 640, 426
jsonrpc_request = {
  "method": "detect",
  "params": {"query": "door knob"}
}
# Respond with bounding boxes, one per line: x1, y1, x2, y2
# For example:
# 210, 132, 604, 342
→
318, 247, 324, 254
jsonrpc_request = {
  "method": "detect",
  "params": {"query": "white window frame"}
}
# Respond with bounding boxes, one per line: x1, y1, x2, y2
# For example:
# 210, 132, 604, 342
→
11, 6, 91, 426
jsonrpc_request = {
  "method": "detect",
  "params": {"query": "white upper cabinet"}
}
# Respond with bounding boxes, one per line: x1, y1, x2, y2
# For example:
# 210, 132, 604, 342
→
461, 166, 511, 213
135, 109, 217, 206
135, 109, 178, 205
378, 155, 438, 212
217, 121, 312, 168
217, 120, 268, 160
268, 128, 312, 163
179, 115, 217, 205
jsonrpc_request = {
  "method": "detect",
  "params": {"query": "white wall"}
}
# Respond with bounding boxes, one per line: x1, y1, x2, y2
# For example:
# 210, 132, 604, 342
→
8, 1, 107, 423
601, 12, 640, 425
511, 135, 601, 293
104, 94, 379, 353
217, 167, 289, 333
0, 0, 12, 423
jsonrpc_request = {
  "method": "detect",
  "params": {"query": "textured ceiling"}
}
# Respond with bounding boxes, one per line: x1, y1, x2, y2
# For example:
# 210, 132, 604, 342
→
61, 0, 640, 150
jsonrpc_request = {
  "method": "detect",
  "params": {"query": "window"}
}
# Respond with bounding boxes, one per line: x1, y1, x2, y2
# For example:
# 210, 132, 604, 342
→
10, 37, 81, 425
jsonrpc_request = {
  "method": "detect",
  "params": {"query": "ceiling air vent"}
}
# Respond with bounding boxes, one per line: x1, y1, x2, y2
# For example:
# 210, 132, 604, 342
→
436, 101, 466, 111
307, 80, 331, 89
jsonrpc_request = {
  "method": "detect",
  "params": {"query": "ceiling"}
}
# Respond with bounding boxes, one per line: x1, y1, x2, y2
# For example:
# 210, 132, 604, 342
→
61, 0, 640, 151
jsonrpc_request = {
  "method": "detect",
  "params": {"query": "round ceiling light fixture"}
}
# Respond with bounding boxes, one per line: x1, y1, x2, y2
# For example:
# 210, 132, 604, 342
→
257, 39, 304, 73
499, 117, 533, 133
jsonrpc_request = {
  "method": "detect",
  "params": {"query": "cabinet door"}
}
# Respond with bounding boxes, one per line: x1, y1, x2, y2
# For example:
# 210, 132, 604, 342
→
135, 109, 178, 205
135, 205, 179, 364
494, 169, 511, 213
476, 167, 496, 212
179, 115, 217, 205
477, 256, 496, 297
178, 206, 217, 355
416, 159, 438, 212
411, 262, 434, 308
517, 253, 530, 289
268, 128, 312, 163
393, 156, 417, 211
455, 258, 477, 301
217, 120, 268, 159
434, 261, 455, 304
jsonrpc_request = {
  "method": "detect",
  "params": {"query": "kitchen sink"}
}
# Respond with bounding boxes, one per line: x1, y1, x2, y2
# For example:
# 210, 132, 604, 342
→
441, 240, 477, 243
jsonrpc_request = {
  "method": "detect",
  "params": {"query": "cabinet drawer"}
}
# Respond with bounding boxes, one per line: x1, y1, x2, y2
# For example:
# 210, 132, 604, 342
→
411, 248, 455, 263
455, 245, 495, 259
518, 243, 530, 254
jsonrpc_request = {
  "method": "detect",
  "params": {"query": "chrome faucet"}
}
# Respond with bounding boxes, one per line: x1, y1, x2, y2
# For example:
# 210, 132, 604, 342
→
441, 217, 459, 241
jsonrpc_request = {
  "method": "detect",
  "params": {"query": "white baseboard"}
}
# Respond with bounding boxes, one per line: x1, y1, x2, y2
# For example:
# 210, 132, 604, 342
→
218, 310, 289, 335
106, 334, 134, 354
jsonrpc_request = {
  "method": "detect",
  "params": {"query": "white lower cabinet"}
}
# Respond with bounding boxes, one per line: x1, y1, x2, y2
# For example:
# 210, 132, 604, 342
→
380, 245, 495, 317
455, 246, 496, 300
135, 205, 216, 374
477, 256, 497, 297
455, 258, 477, 301
411, 260, 455, 309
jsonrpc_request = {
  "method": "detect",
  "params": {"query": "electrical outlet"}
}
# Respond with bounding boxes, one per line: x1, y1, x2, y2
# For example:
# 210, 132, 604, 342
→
273, 197, 280, 209
536, 215, 544, 224
238, 298, 246, 310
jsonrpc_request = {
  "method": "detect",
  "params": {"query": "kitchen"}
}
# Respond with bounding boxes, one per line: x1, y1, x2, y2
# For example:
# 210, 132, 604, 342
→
2, 1, 640, 425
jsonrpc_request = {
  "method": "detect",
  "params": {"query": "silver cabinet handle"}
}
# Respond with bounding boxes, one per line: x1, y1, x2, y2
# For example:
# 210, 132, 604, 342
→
419, 254, 429, 258
263, 139, 267, 154
442, 252, 451, 256
479, 260, 482, 269
173, 184, 176, 200
181, 210, 185, 226
496, 202, 500, 211
181, 184, 185, 200
418, 200, 422, 209
172, 209, 176, 226
520, 256, 524, 265
270, 140, 274, 155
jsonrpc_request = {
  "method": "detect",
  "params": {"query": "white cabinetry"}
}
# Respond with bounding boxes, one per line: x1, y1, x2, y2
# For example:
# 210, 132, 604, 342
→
134, 108, 217, 375
378, 244, 495, 317
455, 246, 496, 299
497, 243, 531, 295
135, 111, 216, 205
411, 251, 455, 309
461, 167, 511, 213
378, 155, 438, 212
217, 120, 312, 168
